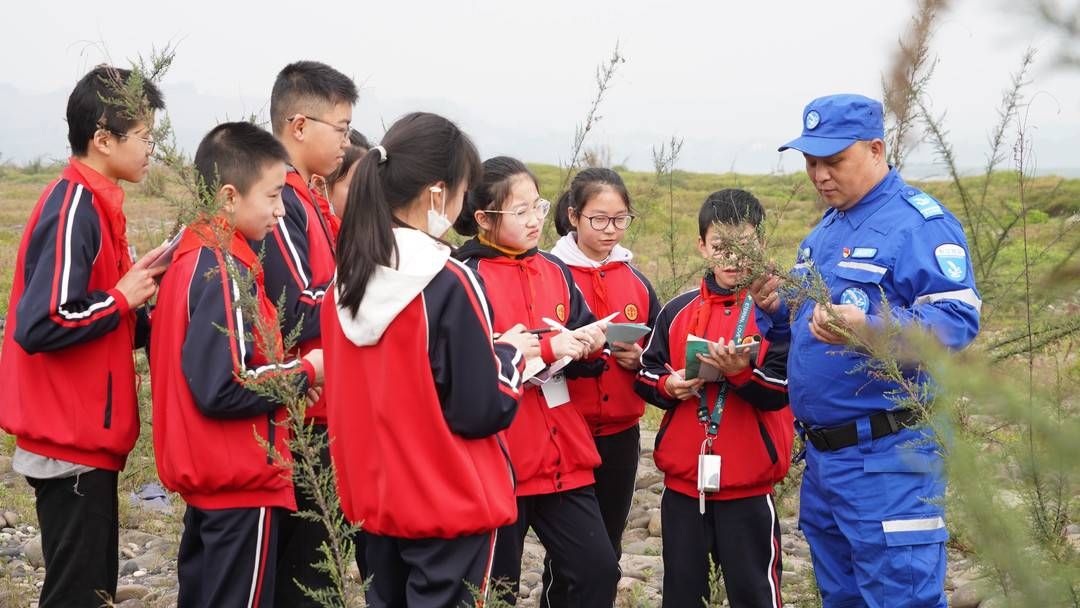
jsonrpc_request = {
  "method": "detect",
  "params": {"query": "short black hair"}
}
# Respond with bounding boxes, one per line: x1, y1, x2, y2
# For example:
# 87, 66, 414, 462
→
67, 65, 165, 157
270, 61, 358, 135
194, 122, 289, 196
697, 189, 765, 239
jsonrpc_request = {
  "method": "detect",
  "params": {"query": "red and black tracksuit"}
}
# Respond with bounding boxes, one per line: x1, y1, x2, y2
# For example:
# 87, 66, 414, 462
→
256, 168, 345, 603
456, 238, 620, 607
635, 273, 794, 608
150, 225, 314, 608
322, 228, 525, 607
0, 158, 147, 607
542, 251, 661, 607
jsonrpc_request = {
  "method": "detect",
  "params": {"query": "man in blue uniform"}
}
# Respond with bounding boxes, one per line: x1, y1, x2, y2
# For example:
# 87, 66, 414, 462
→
751, 94, 981, 607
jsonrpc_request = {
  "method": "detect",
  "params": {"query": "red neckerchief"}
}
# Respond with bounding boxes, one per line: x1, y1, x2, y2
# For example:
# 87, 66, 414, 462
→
582, 260, 624, 317
686, 275, 744, 338
286, 170, 337, 254
67, 157, 132, 276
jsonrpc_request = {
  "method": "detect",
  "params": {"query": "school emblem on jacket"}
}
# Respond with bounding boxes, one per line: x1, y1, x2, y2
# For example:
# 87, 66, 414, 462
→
555, 303, 567, 322
934, 244, 967, 281
623, 303, 639, 321
840, 287, 870, 313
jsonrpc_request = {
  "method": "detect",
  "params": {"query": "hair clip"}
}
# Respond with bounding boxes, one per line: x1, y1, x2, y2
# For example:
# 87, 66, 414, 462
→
372, 145, 388, 164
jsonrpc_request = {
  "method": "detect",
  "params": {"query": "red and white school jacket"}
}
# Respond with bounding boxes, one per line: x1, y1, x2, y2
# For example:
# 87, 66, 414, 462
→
456, 237, 603, 497
323, 228, 523, 539
257, 169, 337, 422
150, 225, 314, 510
0, 158, 145, 471
551, 234, 660, 436
635, 274, 794, 501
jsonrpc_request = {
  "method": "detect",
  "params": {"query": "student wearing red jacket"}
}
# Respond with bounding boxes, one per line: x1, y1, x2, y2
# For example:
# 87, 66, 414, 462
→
263, 61, 359, 603
0, 66, 165, 608
322, 113, 529, 607
455, 157, 620, 607
543, 168, 661, 606
635, 190, 794, 608
150, 123, 322, 608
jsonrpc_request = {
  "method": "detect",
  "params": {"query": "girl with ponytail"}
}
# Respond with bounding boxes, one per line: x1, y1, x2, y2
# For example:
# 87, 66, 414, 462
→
322, 113, 536, 607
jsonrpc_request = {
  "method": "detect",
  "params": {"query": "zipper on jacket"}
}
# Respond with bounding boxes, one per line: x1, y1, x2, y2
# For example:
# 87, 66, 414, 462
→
266, 413, 276, 464
758, 420, 779, 464
496, 434, 517, 491
103, 372, 113, 429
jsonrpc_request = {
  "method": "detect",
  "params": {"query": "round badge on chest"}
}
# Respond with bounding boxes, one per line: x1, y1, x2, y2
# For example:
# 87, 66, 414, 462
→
840, 287, 871, 313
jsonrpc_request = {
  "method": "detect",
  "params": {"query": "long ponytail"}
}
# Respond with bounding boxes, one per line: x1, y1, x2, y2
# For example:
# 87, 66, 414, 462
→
335, 112, 481, 315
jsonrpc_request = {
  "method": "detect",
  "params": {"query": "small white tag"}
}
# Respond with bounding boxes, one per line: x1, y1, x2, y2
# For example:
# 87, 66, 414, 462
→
541, 372, 571, 408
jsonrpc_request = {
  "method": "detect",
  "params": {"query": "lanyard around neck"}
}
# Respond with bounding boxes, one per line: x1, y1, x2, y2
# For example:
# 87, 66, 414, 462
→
697, 294, 754, 437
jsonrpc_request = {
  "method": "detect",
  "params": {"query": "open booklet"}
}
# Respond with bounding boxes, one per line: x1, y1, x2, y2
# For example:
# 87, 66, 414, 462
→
684, 335, 761, 381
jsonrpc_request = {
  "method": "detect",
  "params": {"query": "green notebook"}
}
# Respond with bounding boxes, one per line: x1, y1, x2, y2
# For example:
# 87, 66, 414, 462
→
684, 335, 760, 381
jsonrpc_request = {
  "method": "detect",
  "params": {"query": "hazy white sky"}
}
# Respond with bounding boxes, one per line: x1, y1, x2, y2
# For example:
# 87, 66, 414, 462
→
2, 0, 1077, 175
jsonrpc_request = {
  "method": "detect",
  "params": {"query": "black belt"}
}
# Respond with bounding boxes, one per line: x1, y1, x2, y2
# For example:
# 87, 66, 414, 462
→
802, 409, 921, 452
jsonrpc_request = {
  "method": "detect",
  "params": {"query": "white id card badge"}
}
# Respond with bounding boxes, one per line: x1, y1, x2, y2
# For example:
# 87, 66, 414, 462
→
542, 372, 571, 408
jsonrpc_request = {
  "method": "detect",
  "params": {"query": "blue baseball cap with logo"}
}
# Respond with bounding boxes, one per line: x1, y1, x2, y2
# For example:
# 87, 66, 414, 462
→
778, 94, 885, 157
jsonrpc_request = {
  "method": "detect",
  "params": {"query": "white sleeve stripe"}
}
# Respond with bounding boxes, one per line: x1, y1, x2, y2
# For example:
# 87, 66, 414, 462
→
913, 288, 982, 312
277, 216, 310, 285
752, 367, 788, 386
58, 184, 83, 305
57, 185, 117, 321
446, 258, 521, 392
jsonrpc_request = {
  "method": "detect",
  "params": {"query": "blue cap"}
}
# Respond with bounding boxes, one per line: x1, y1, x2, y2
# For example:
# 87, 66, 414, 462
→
778, 94, 885, 157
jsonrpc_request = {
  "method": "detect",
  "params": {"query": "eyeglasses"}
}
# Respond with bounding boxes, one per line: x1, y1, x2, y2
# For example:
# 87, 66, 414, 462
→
103, 127, 156, 153
483, 198, 552, 221
287, 114, 351, 141
578, 213, 635, 231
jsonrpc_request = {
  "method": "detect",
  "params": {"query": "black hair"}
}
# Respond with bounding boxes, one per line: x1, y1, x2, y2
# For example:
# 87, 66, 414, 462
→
336, 112, 481, 315
554, 167, 633, 236
270, 61, 359, 135
697, 189, 765, 239
324, 129, 372, 190
453, 156, 540, 237
67, 65, 165, 157
348, 129, 371, 149
194, 122, 289, 196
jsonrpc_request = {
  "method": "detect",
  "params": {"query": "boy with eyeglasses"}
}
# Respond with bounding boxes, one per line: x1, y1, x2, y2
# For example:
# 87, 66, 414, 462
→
0, 64, 166, 608
263, 60, 359, 606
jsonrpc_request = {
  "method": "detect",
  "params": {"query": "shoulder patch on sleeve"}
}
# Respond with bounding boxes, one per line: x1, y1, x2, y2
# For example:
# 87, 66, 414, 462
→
902, 189, 944, 220
934, 243, 968, 281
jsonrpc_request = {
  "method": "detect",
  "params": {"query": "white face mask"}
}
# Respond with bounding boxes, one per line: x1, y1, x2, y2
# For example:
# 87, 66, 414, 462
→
425, 186, 452, 238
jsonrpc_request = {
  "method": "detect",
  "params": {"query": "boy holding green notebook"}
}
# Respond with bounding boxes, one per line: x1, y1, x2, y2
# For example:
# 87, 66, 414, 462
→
635, 189, 793, 608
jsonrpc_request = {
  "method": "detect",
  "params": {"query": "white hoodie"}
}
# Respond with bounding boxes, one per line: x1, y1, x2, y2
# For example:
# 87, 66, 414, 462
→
550, 232, 633, 268
336, 228, 450, 346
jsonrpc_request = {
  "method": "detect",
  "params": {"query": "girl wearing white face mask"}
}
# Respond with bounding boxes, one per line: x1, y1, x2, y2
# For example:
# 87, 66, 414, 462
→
323, 112, 539, 608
